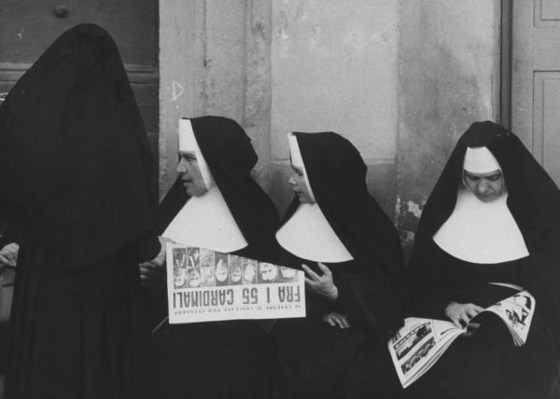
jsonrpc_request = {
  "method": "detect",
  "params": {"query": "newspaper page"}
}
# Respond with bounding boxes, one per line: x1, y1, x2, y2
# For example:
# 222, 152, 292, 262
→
166, 242, 306, 323
389, 290, 536, 388
388, 317, 465, 388
483, 290, 535, 346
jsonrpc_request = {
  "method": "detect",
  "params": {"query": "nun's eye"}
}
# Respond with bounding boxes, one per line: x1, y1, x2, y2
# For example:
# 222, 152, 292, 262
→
465, 175, 479, 182
291, 166, 304, 177
183, 155, 196, 164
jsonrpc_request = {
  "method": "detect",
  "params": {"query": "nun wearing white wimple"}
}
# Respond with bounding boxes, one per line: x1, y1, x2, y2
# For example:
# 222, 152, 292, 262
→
274, 132, 405, 398
405, 121, 559, 399
139, 116, 281, 398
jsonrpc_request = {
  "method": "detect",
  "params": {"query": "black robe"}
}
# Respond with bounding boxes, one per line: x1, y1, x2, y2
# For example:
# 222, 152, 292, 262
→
0, 24, 159, 398
406, 121, 560, 398
274, 132, 405, 398
143, 116, 282, 398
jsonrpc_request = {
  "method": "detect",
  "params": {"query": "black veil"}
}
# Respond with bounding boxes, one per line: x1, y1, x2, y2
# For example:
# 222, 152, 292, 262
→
159, 116, 280, 262
281, 131, 404, 340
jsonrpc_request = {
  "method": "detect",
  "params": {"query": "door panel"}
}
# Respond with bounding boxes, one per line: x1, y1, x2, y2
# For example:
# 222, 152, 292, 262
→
512, 0, 560, 185
0, 0, 159, 157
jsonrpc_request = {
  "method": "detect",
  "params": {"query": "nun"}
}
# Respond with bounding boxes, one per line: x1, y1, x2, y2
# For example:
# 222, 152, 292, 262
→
405, 121, 559, 398
274, 132, 405, 397
140, 116, 281, 398
0, 24, 159, 398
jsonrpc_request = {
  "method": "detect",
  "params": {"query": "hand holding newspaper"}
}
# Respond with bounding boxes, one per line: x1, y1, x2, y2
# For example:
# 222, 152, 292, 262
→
388, 290, 535, 388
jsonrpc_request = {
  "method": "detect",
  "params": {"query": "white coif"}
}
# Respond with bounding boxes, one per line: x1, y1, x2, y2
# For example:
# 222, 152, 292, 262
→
434, 188, 529, 264
163, 187, 248, 253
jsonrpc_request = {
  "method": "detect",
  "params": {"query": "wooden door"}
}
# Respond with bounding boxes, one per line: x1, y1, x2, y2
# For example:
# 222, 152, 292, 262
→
0, 0, 159, 157
511, 0, 560, 186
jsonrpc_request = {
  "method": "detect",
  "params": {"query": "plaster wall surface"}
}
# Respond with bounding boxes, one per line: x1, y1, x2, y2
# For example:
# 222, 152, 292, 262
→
270, 0, 400, 216
396, 0, 500, 249
159, 1, 273, 198
159, 0, 205, 198
243, 1, 273, 187
158, 0, 501, 244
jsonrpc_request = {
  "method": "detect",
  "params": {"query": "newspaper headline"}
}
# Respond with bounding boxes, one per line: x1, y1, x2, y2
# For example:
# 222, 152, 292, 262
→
166, 242, 306, 323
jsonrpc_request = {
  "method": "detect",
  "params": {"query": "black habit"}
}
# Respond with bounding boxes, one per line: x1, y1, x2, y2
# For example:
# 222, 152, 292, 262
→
405, 121, 559, 398
144, 116, 281, 398
274, 132, 405, 398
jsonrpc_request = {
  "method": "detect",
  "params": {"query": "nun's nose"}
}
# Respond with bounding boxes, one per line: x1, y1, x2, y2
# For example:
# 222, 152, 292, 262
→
477, 181, 489, 194
177, 159, 187, 174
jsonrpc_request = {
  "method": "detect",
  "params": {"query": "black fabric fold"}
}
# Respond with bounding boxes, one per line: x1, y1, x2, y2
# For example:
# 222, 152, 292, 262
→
2, 23, 156, 398
190, 116, 281, 263
275, 131, 405, 398
284, 131, 405, 340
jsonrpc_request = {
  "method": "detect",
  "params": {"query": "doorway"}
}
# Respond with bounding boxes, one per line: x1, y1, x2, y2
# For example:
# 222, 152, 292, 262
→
504, 0, 560, 187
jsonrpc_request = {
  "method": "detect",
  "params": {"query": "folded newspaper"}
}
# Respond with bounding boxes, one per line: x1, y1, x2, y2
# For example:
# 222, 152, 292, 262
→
388, 290, 535, 388
165, 243, 306, 324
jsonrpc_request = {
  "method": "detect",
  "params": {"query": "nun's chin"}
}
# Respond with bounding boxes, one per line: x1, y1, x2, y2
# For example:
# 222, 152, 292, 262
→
473, 192, 503, 203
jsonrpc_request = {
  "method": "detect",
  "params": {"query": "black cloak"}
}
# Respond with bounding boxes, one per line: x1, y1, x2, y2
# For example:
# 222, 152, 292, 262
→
276, 132, 404, 397
0, 24, 158, 268
0, 24, 159, 398
145, 116, 281, 398
408, 121, 560, 335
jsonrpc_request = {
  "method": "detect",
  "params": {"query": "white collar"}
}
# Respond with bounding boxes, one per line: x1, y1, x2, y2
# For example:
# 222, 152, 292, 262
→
276, 203, 353, 263
162, 187, 247, 253
433, 188, 529, 264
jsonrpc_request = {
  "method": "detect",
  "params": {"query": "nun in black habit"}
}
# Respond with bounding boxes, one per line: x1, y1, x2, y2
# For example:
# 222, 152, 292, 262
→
274, 132, 405, 398
0, 24, 159, 398
141, 116, 281, 398
405, 121, 559, 398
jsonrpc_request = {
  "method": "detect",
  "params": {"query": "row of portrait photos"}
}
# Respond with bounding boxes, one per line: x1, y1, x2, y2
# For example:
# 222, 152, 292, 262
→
172, 247, 301, 289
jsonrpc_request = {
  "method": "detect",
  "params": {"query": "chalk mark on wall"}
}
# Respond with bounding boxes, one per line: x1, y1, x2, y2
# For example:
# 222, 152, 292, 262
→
171, 81, 184, 101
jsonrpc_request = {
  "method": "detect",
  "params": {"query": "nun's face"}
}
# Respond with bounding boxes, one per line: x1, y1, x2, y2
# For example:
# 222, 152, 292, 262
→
463, 170, 505, 202
177, 151, 208, 197
289, 165, 315, 204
